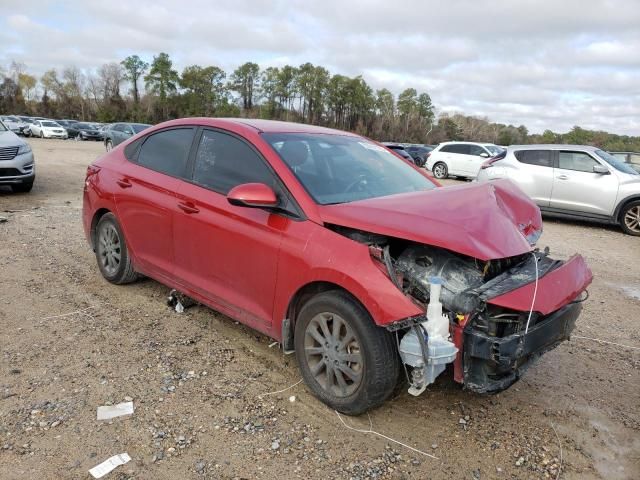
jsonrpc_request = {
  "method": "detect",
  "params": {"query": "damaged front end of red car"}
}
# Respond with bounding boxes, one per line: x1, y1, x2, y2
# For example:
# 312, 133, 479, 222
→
321, 180, 593, 395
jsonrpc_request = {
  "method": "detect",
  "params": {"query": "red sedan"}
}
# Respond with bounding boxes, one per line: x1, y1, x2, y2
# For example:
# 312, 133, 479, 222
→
82, 118, 592, 415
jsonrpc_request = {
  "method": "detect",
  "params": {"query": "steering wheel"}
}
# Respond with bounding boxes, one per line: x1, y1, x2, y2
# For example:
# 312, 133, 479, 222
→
344, 174, 369, 193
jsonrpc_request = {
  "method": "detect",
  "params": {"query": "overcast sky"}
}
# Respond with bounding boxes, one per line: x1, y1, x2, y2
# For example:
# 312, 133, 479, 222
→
2, 0, 639, 135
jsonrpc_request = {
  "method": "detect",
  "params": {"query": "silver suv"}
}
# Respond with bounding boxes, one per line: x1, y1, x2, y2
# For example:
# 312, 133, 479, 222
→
476, 144, 640, 235
0, 119, 35, 192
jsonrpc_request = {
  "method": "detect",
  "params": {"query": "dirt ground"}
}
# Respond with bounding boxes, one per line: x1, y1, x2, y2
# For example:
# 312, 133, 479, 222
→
0, 138, 638, 480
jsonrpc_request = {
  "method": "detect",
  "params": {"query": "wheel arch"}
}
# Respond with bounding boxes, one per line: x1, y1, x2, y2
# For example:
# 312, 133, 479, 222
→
614, 194, 640, 221
90, 208, 112, 250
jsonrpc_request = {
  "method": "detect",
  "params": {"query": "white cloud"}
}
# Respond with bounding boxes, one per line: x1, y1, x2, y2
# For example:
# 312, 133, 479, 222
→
1, 0, 639, 134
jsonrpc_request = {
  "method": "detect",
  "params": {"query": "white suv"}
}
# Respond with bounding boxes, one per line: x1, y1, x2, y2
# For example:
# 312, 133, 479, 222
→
476, 144, 640, 235
425, 142, 503, 179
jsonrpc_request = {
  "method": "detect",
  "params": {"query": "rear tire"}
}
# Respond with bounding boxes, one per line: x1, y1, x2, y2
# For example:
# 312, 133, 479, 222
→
294, 290, 400, 415
432, 162, 448, 179
95, 213, 138, 284
620, 200, 640, 236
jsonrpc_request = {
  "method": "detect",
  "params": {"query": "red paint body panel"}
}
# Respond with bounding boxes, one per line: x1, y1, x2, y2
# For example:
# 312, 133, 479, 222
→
318, 179, 542, 261
487, 254, 593, 315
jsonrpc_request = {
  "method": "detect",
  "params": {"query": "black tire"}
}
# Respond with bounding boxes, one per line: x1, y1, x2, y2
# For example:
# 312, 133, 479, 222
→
620, 200, 640, 236
11, 179, 34, 193
39, 131, 44, 139
94, 213, 138, 284
294, 290, 400, 415
105, 139, 112, 151
432, 162, 448, 179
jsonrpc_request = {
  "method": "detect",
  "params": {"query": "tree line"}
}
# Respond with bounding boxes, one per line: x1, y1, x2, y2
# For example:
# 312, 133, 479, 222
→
1, 55, 638, 150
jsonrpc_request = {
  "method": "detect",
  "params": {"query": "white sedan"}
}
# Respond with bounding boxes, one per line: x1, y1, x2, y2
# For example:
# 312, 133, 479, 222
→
29, 120, 68, 139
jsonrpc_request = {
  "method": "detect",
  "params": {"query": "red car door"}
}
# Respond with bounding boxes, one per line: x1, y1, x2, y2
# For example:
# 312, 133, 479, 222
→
113, 127, 196, 279
172, 128, 288, 333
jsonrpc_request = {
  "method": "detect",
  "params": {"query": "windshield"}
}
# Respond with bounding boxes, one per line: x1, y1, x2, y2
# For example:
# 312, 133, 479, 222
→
76, 123, 93, 129
132, 124, 151, 133
263, 133, 437, 205
596, 150, 638, 175
42, 121, 59, 127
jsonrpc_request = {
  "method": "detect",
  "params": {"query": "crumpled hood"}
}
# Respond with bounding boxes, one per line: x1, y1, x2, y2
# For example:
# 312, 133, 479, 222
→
318, 179, 542, 261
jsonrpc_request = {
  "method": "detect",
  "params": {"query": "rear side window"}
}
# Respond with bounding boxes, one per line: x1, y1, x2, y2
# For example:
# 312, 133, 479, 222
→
192, 129, 277, 194
514, 150, 553, 167
137, 128, 195, 178
558, 151, 598, 172
441, 144, 471, 154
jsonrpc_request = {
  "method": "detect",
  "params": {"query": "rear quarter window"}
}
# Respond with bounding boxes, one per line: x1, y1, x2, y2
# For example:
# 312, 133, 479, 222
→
514, 150, 553, 167
136, 128, 195, 178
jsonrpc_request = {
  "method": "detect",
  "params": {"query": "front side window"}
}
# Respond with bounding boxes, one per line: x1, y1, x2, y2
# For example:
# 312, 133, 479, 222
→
514, 150, 553, 167
263, 133, 436, 205
136, 128, 195, 178
558, 151, 599, 173
192, 130, 277, 194
469, 145, 487, 156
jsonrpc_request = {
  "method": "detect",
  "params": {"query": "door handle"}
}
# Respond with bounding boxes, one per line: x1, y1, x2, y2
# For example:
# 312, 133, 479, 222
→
557, 175, 569, 180
177, 201, 200, 214
116, 178, 132, 188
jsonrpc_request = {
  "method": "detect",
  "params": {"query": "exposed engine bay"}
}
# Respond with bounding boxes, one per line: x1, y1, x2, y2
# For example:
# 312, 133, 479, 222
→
329, 225, 588, 395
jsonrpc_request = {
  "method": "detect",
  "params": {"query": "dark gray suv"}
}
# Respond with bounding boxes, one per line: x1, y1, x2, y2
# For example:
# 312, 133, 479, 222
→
104, 123, 151, 151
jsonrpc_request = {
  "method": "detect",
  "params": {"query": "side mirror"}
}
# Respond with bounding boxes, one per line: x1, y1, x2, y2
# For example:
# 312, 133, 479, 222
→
593, 164, 610, 174
227, 183, 278, 209
479, 152, 490, 158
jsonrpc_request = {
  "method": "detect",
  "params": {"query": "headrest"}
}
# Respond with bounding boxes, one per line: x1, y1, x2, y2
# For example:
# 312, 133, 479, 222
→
279, 141, 308, 168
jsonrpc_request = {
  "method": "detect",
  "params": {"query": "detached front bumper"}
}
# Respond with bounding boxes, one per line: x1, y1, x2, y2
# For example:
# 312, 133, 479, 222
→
462, 301, 581, 393
453, 253, 592, 393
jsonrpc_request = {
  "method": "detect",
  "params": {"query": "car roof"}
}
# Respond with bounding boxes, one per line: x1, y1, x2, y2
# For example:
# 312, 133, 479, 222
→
157, 118, 359, 136
508, 144, 600, 152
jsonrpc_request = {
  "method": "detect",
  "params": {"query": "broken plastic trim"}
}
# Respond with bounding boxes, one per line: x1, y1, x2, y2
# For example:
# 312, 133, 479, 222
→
463, 300, 581, 393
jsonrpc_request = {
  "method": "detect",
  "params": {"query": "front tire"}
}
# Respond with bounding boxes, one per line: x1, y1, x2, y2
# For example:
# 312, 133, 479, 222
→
39, 131, 44, 139
620, 200, 640, 236
105, 139, 112, 151
95, 213, 138, 284
294, 291, 400, 415
432, 162, 448, 179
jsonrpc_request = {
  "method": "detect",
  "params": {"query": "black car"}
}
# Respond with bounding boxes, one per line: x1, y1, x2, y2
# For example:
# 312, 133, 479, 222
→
382, 143, 416, 164
405, 145, 434, 167
104, 123, 151, 150
74, 122, 103, 141
56, 120, 80, 138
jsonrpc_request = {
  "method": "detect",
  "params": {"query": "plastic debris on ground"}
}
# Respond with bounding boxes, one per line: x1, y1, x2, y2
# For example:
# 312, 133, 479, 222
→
97, 401, 134, 421
89, 453, 131, 478
167, 289, 197, 313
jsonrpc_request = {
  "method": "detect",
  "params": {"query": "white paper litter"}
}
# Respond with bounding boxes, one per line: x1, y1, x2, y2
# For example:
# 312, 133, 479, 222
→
175, 300, 184, 313
89, 453, 131, 478
97, 401, 134, 420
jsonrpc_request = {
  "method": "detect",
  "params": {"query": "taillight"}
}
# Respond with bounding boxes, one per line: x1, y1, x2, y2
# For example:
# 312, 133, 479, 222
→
480, 156, 501, 169
86, 165, 101, 176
